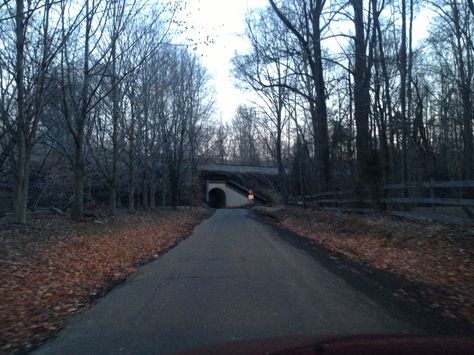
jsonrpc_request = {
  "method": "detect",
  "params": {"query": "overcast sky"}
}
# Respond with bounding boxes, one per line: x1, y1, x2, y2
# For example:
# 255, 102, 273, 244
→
175, 0, 267, 123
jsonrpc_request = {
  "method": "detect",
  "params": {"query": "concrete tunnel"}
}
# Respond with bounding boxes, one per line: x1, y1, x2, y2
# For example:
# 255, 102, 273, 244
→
208, 188, 226, 208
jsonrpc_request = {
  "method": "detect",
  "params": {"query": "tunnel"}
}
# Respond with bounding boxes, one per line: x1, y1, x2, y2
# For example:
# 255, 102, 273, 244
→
208, 188, 226, 208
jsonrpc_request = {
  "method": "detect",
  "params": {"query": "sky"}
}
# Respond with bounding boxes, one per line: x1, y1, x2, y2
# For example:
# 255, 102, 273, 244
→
175, 0, 432, 124
175, 0, 267, 123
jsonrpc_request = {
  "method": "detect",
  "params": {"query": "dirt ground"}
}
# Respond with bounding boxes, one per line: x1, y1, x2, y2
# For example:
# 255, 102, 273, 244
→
254, 206, 474, 330
0, 208, 211, 353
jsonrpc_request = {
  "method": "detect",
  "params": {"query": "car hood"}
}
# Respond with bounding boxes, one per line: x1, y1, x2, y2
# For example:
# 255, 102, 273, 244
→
177, 334, 474, 355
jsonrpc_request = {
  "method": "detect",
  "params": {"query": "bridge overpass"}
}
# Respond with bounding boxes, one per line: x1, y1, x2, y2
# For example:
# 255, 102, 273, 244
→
199, 164, 278, 208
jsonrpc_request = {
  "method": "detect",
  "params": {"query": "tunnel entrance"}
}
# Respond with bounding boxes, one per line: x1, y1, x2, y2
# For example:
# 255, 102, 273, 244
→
208, 188, 226, 208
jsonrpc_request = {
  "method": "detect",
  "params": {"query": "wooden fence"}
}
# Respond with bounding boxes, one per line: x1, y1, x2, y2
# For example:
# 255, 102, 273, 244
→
288, 180, 474, 225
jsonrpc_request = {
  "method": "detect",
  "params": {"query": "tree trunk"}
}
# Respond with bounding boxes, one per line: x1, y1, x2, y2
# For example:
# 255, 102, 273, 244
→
142, 172, 149, 210
276, 94, 288, 203
351, 0, 371, 195
72, 0, 91, 221
375, 6, 393, 182
149, 178, 156, 209
14, 144, 30, 224
110, 4, 119, 215
127, 90, 136, 212
461, 87, 473, 179
276, 138, 288, 204
400, 0, 408, 190
128, 177, 135, 212
171, 173, 178, 210
72, 141, 84, 220
109, 176, 117, 213
128, 146, 135, 212
14, 0, 28, 223
452, 0, 473, 179
312, 13, 331, 189
269, 0, 331, 190
161, 163, 167, 207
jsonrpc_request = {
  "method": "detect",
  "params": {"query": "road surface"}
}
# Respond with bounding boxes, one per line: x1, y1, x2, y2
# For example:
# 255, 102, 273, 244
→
37, 209, 421, 354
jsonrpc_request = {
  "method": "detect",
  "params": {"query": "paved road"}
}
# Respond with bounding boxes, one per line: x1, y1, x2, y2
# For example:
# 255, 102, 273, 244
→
37, 209, 420, 354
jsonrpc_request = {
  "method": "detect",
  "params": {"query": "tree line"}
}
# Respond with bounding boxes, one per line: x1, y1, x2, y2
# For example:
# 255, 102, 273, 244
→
1, 0, 473, 222
0, 0, 216, 223
228, 0, 473, 202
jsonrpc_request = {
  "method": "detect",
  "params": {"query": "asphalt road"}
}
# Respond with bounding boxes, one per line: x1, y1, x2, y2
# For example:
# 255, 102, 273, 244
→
37, 209, 421, 354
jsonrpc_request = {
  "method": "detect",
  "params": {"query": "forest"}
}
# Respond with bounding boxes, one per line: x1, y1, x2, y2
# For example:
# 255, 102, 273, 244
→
0, 0, 473, 223
230, 0, 474, 203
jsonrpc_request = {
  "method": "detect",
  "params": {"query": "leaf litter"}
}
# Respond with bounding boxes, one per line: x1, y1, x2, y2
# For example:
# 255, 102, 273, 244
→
255, 206, 473, 329
0, 208, 210, 353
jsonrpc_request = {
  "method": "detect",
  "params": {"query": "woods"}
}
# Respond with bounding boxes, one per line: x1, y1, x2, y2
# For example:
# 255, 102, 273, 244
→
230, 0, 474, 200
0, 0, 215, 222
1, 0, 473, 222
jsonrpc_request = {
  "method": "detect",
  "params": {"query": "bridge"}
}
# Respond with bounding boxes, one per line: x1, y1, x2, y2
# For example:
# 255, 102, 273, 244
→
199, 164, 278, 208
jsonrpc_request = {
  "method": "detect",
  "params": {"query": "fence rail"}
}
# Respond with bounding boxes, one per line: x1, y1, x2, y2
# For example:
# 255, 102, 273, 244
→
288, 180, 474, 225
384, 180, 474, 189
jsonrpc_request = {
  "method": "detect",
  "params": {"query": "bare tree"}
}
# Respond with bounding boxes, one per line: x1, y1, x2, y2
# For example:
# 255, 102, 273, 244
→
0, 0, 67, 223
233, 9, 292, 201
429, 0, 473, 179
268, 0, 332, 189
349, 0, 374, 194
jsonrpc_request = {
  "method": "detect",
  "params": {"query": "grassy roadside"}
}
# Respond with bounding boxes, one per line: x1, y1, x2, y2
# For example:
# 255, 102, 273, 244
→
0, 208, 211, 353
254, 206, 473, 330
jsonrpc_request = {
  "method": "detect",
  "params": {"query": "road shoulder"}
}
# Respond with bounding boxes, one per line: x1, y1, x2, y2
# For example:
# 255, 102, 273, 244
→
252, 206, 473, 335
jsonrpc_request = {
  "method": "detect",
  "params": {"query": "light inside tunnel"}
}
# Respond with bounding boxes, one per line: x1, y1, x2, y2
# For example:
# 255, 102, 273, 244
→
208, 188, 226, 208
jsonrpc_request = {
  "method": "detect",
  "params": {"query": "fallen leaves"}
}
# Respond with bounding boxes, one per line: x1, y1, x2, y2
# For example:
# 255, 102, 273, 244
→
0, 208, 210, 353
